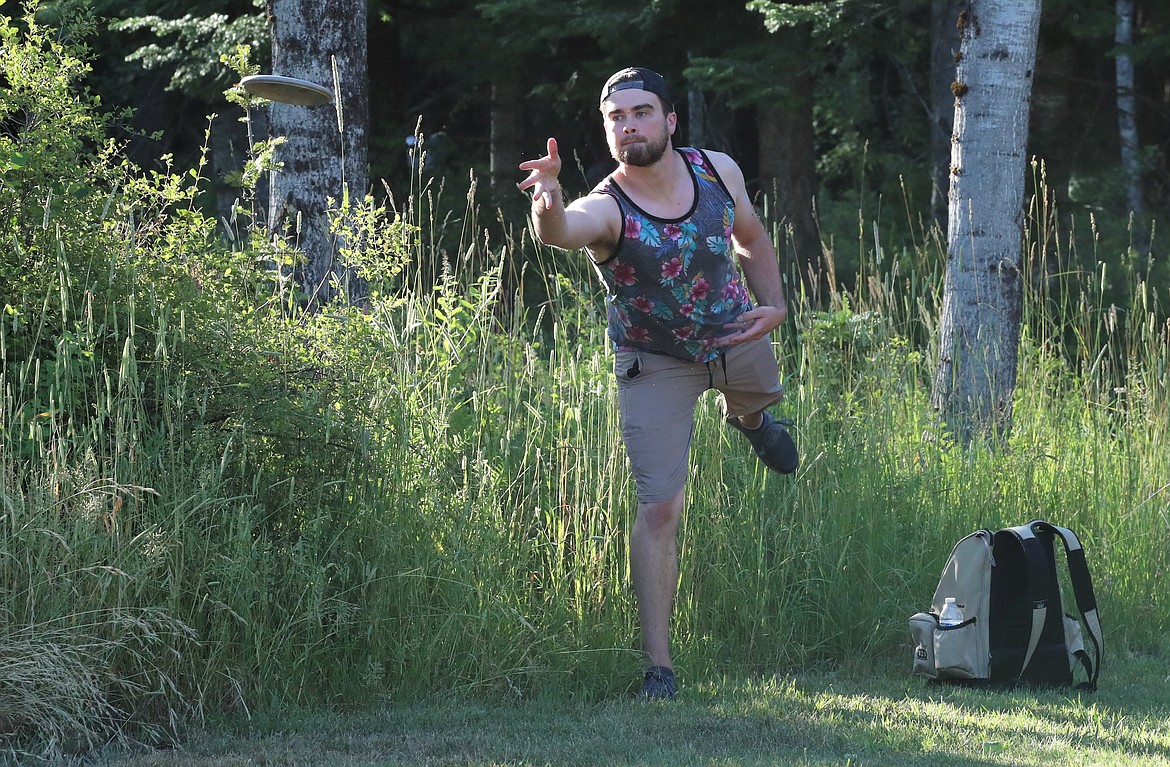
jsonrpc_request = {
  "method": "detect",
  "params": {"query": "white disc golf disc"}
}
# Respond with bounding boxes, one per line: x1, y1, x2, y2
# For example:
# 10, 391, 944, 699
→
239, 74, 334, 106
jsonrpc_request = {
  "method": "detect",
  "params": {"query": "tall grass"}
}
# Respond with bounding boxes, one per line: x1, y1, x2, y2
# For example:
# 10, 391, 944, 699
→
3, 13, 1169, 760
8, 163, 1167, 718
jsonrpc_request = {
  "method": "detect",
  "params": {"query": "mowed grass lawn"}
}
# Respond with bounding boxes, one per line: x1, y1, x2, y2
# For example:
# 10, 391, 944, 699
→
93, 652, 1170, 767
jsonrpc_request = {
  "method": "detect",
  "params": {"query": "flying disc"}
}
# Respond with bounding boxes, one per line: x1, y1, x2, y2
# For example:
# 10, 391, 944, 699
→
239, 74, 334, 106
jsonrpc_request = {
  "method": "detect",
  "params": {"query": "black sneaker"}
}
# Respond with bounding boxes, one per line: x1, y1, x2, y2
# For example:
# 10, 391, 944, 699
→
640, 666, 677, 700
727, 411, 799, 474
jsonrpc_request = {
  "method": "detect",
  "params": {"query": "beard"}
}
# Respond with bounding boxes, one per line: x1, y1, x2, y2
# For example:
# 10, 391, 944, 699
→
612, 127, 670, 167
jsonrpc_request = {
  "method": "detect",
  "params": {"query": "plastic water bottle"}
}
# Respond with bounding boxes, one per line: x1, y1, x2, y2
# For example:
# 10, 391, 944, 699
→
939, 597, 964, 626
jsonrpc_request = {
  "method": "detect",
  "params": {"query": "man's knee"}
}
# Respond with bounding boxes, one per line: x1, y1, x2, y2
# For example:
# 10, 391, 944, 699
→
635, 492, 684, 533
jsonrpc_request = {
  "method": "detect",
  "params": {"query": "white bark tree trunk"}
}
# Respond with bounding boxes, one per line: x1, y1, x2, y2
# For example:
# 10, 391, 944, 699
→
266, 0, 369, 309
931, 0, 1042, 446
1115, 0, 1148, 252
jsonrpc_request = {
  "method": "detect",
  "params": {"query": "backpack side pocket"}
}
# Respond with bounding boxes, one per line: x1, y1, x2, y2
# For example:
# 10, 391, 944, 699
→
934, 617, 984, 679
909, 612, 939, 679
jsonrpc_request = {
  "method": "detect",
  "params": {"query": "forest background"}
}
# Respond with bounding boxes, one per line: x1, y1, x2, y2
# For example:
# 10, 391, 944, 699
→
94, 0, 1169, 290
2, 0, 1169, 762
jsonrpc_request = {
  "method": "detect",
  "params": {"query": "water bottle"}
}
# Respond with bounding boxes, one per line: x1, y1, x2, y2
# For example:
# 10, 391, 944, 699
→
939, 597, 964, 627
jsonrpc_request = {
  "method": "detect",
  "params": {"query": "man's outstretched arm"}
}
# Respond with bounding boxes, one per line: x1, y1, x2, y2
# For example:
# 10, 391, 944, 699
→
518, 137, 616, 253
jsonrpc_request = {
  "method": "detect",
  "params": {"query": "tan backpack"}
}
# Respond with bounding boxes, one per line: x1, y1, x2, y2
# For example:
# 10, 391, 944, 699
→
909, 520, 1103, 690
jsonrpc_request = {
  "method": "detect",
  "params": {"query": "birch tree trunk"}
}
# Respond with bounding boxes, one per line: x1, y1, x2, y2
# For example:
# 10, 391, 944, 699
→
266, 0, 369, 310
1115, 0, 1148, 253
931, 0, 1042, 446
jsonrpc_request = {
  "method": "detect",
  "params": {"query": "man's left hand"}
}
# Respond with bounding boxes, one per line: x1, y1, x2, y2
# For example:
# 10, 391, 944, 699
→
721, 305, 787, 345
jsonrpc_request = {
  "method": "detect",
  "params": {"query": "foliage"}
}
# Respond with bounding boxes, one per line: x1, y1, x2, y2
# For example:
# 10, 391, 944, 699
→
1, 3, 407, 753
747, 0, 849, 34
107, 0, 267, 99
1, 1, 111, 308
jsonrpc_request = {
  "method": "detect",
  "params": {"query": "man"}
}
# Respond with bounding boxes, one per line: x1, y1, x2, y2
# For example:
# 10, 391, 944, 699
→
518, 67, 798, 700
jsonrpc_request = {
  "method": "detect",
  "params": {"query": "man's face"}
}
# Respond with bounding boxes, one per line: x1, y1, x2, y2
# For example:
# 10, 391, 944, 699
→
601, 89, 676, 167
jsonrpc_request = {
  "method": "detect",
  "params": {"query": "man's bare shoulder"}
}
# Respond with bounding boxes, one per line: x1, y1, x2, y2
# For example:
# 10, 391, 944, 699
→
571, 189, 619, 211
559, 191, 622, 259
700, 149, 746, 184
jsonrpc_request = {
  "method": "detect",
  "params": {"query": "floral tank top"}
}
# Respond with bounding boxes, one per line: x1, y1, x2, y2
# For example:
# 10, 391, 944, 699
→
591, 147, 754, 363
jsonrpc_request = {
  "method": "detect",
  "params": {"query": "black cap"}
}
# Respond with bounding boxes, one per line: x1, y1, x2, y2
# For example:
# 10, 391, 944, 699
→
599, 67, 674, 112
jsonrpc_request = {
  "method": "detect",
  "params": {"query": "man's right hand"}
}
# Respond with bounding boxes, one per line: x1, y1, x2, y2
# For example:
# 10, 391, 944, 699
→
518, 137, 619, 255
518, 137, 562, 207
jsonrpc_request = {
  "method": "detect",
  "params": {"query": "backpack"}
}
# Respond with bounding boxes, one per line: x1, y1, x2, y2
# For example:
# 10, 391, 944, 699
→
908, 519, 1103, 690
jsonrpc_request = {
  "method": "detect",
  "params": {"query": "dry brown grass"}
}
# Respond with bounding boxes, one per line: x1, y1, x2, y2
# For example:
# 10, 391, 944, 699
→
0, 608, 201, 763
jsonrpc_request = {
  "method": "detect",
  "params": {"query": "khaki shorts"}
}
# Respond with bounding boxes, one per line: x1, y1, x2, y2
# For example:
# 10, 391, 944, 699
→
614, 336, 784, 504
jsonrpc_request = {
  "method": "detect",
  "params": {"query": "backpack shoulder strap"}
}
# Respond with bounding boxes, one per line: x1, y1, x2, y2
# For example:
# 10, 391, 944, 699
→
1032, 520, 1103, 691
1001, 524, 1055, 680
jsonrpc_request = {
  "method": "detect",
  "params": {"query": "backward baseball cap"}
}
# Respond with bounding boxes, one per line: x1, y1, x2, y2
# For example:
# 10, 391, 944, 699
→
599, 67, 674, 112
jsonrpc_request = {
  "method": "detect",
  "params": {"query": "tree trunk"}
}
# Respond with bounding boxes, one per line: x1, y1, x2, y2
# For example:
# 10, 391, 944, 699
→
1115, 0, 1148, 253
489, 68, 523, 206
266, 0, 369, 310
931, 0, 1042, 446
930, 0, 965, 231
210, 112, 242, 228
687, 85, 708, 149
755, 27, 819, 295
757, 101, 817, 288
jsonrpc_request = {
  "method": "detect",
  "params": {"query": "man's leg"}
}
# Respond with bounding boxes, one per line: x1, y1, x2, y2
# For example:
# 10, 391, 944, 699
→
734, 412, 764, 429
613, 350, 701, 698
726, 409, 798, 474
629, 486, 685, 670
721, 338, 797, 474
